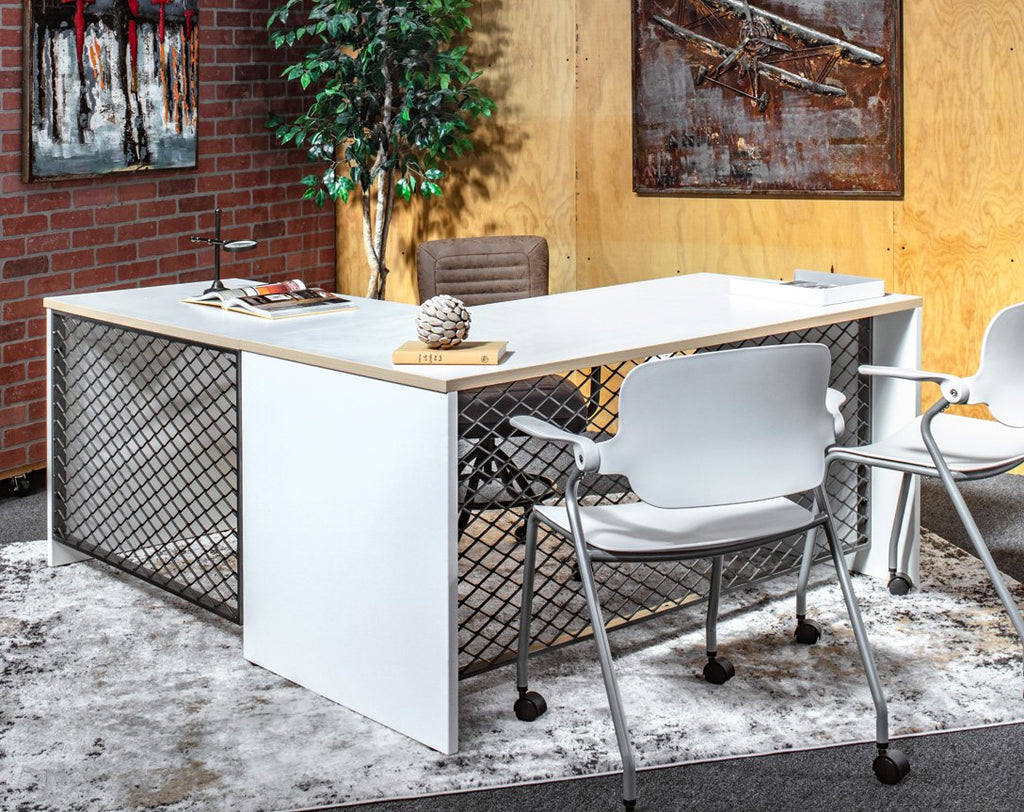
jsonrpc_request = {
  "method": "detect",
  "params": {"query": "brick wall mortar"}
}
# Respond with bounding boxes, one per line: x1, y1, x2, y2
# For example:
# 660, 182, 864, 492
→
0, 1, 336, 479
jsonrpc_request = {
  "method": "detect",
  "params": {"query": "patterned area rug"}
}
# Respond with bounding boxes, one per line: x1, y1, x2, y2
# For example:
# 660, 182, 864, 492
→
2, 532, 1023, 812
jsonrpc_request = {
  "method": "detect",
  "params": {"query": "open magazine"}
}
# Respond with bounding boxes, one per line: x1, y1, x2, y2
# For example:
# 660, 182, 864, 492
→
183, 279, 357, 320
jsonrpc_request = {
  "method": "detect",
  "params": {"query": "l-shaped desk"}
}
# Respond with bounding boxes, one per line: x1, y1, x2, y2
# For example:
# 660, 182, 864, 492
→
44, 273, 921, 754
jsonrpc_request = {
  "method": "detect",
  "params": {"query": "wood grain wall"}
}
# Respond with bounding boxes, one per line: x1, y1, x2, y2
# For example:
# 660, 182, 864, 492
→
335, 0, 577, 301
335, 0, 1024, 387
895, 1, 1024, 380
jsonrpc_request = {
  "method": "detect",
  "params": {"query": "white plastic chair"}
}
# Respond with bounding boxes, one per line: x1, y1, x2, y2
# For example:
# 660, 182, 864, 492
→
820, 302, 1024, 659
510, 344, 907, 812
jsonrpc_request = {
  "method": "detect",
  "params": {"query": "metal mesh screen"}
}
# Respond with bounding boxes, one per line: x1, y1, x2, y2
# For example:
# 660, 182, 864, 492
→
456, 320, 871, 676
50, 314, 241, 622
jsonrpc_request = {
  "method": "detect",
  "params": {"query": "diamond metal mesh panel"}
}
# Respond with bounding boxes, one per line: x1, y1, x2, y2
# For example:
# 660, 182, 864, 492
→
51, 314, 241, 622
457, 320, 871, 676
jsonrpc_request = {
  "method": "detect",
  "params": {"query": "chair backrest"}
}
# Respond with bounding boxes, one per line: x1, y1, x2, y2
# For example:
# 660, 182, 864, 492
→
416, 236, 548, 306
597, 344, 835, 509
969, 302, 1024, 427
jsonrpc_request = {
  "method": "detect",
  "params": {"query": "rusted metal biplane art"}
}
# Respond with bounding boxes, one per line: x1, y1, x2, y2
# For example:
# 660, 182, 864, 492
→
653, 0, 884, 113
633, 0, 903, 196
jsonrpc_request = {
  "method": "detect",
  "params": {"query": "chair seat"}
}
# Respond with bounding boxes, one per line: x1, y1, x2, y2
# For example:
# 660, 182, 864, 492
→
835, 414, 1024, 477
459, 376, 587, 437
535, 496, 820, 557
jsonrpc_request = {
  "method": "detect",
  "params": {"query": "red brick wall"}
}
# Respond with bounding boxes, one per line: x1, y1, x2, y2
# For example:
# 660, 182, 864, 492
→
0, 2, 336, 479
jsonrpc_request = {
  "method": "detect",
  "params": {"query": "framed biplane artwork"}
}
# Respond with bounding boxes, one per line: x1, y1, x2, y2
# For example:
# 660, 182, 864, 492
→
22, 0, 199, 182
632, 0, 903, 197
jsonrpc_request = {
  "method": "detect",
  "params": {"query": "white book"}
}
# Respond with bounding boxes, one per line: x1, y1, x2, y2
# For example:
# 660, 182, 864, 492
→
730, 270, 885, 306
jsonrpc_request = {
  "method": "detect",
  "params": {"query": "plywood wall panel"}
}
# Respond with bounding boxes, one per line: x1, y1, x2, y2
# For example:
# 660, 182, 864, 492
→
895, 1, 1024, 379
698, 199, 895, 281
575, 8, 710, 288
335, 0, 577, 302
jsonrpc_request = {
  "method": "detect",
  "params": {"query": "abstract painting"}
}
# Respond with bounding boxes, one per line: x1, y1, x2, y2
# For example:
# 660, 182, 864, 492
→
632, 0, 903, 197
22, 0, 199, 181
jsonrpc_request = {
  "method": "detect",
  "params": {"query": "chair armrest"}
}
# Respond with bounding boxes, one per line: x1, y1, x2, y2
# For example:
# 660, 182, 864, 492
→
858, 365, 970, 404
510, 414, 601, 473
826, 388, 847, 439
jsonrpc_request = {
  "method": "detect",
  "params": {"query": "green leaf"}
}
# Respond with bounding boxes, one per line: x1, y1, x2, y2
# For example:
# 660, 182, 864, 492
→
421, 180, 442, 197
267, 0, 496, 243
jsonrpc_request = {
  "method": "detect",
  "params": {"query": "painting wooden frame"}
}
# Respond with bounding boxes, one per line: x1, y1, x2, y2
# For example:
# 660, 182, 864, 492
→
632, 0, 903, 198
22, 0, 200, 182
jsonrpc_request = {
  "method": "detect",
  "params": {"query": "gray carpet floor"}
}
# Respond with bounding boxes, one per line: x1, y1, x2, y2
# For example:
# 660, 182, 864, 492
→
3, 472, 1023, 811
0, 470, 46, 546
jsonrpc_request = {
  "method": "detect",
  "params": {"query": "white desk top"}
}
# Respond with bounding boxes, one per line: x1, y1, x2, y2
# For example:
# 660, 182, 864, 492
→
45, 274, 921, 393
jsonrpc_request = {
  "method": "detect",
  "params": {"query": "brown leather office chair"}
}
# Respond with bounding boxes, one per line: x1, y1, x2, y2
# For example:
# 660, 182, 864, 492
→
417, 236, 588, 534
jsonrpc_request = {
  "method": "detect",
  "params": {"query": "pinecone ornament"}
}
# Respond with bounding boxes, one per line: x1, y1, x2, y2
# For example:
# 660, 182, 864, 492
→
416, 294, 471, 349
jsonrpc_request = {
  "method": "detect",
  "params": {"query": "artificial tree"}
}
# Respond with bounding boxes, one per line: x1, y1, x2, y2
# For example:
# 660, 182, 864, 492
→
268, 0, 495, 300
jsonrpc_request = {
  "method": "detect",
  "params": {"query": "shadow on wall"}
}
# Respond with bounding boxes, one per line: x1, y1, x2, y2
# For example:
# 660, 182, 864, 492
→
403, 5, 525, 253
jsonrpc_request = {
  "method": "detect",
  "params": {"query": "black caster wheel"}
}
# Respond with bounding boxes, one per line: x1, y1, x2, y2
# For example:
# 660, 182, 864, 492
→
887, 574, 913, 596
873, 748, 910, 784
11, 474, 31, 497
794, 618, 822, 645
703, 656, 735, 685
514, 690, 547, 722
513, 522, 527, 542
570, 564, 581, 582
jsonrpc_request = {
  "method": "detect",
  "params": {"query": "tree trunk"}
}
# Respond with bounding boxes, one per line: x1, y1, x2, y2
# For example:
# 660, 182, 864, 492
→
362, 190, 384, 299
362, 163, 395, 300
362, 69, 398, 300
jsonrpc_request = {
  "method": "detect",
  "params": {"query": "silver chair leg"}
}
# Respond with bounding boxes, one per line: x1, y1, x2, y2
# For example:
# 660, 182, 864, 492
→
939, 474, 1024, 679
886, 473, 915, 595
706, 555, 722, 655
516, 511, 539, 690
796, 528, 816, 618
513, 512, 547, 722
822, 513, 909, 783
703, 556, 735, 683
918, 415, 1024, 684
575, 553, 639, 809
795, 527, 823, 644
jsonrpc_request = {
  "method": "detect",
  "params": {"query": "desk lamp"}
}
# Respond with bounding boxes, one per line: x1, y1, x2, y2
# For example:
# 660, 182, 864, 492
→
190, 209, 258, 294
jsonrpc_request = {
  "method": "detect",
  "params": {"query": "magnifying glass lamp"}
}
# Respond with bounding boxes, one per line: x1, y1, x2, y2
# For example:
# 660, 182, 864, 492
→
190, 209, 258, 294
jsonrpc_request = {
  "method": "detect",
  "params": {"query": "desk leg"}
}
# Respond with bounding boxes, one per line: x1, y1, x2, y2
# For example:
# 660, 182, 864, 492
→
851, 307, 922, 580
240, 353, 459, 754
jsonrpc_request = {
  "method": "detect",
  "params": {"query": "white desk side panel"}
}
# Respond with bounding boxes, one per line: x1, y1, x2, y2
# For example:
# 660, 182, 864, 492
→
241, 352, 458, 753
851, 307, 923, 580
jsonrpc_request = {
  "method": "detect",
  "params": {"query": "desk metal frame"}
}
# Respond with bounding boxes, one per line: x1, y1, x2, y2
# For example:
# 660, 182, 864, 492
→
50, 313, 242, 621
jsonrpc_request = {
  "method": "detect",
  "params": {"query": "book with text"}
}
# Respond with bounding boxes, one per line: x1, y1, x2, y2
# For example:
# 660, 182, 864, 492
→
392, 340, 508, 365
183, 279, 357, 319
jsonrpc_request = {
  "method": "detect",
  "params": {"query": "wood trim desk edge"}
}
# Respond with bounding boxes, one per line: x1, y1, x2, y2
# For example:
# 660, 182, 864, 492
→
44, 294, 922, 394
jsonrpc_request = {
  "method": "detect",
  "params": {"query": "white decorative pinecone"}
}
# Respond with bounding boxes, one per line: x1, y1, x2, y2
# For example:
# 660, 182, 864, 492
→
416, 294, 471, 349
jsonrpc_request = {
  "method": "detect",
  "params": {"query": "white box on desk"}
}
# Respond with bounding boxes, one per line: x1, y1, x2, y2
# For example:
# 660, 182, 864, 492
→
730, 270, 885, 306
